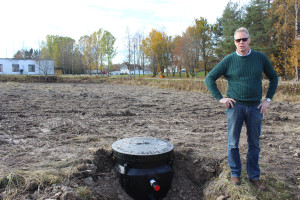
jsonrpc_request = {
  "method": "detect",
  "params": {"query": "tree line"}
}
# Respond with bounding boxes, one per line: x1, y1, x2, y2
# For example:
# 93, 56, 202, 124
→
14, 29, 116, 75
125, 0, 299, 80
14, 0, 299, 80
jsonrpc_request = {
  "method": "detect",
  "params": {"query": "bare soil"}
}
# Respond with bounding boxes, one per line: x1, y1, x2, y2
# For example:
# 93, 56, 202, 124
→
0, 82, 299, 199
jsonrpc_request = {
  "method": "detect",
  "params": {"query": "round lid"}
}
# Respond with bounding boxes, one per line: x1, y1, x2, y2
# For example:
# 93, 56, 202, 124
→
112, 137, 173, 156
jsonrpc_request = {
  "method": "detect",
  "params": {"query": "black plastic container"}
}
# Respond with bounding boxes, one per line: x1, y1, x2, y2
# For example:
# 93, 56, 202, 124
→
112, 137, 174, 200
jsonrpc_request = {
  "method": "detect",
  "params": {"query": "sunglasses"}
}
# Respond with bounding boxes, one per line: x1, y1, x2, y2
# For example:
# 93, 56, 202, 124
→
235, 38, 249, 43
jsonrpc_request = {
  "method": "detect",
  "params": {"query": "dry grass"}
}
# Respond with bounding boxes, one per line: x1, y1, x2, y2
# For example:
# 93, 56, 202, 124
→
0, 171, 62, 199
0, 162, 79, 199
203, 161, 293, 200
112, 77, 300, 103
274, 82, 300, 102
76, 186, 93, 200
1, 74, 299, 103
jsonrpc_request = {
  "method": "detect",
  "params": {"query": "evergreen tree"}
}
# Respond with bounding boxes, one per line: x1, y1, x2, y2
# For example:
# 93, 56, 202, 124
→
244, 0, 274, 57
219, 1, 244, 56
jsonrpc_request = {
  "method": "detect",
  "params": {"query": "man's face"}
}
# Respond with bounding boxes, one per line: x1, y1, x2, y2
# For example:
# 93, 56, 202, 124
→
234, 31, 251, 55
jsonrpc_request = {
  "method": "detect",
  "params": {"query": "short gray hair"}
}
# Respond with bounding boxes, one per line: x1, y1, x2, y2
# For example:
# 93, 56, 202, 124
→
234, 27, 250, 39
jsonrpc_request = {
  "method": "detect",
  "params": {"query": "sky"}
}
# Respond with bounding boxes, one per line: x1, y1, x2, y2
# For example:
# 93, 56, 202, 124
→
0, 0, 249, 63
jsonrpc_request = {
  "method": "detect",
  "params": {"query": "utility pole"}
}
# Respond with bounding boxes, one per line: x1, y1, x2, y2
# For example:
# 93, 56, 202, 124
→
72, 47, 74, 75
134, 44, 136, 79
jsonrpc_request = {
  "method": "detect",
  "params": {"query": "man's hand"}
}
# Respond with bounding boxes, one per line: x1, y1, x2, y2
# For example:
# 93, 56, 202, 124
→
258, 100, 271, 114
219, 98, 236, 108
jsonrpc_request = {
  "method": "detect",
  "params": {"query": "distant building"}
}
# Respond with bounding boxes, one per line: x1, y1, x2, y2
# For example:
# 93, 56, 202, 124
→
0, 58, 54, 75
120, 63, 152, 75
120, 64, 130, 74
129, 69, 152, 75
164, 66, 179, 73
110, 71, 121, 75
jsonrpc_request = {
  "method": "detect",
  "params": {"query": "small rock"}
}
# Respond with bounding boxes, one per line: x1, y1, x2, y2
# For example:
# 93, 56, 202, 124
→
216, 196, 226, 200
87, 164, 97, 173
61, 192, 81, 200
84, 177, 95, 187
12, 140, 20, 145
260, 135, 266, 139
203, 165, 216, 173
25, 181, 39, 191
77, 164, 88, 171
53, 191, 62, 198
60, 186, 69, 192
193, 159, 199, 164
292, 152, 299, 158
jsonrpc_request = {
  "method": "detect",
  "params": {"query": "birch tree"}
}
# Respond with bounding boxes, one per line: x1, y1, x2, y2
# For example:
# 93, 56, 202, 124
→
103, 30, 116, 76
78, 35, 93, 74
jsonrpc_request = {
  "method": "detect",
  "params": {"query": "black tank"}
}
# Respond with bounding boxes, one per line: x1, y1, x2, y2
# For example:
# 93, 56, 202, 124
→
112, 137, 174, 200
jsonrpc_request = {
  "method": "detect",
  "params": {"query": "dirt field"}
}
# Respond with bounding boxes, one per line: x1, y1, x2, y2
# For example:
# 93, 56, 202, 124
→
0, 82, 299, 199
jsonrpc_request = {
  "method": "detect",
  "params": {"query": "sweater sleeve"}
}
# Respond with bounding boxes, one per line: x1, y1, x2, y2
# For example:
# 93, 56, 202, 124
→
262, 54, 278, 99
205, 57, 229, 101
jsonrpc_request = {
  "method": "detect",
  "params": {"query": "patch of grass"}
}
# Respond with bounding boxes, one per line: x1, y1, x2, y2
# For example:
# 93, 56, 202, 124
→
76, 186, 93, 200
0, 75, 58, 82
0, 170, 65, 199
37, 159, 82, 173
38, 171, 63, 185
203, 161, 293, 200
71, 135, 101, 144
0, 173, 25, 192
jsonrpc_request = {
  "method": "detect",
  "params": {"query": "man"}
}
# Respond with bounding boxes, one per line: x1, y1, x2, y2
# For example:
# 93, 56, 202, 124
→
205, 27, 278, 190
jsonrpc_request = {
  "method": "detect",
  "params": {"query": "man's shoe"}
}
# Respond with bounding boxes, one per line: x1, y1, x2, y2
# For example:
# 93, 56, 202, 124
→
230, 177, 241, 185
249, 179, 267, 191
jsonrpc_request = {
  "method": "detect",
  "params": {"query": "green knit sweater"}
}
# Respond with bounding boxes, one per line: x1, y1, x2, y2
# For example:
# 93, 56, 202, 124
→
205, 50, 278, 105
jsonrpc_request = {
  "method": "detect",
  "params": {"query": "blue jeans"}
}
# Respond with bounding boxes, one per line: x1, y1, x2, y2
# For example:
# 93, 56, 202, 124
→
226, 103, 263, 180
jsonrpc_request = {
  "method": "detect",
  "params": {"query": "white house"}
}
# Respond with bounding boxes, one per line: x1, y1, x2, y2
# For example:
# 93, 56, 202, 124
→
120, 64, 130, 74
0, 58, 55, 75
